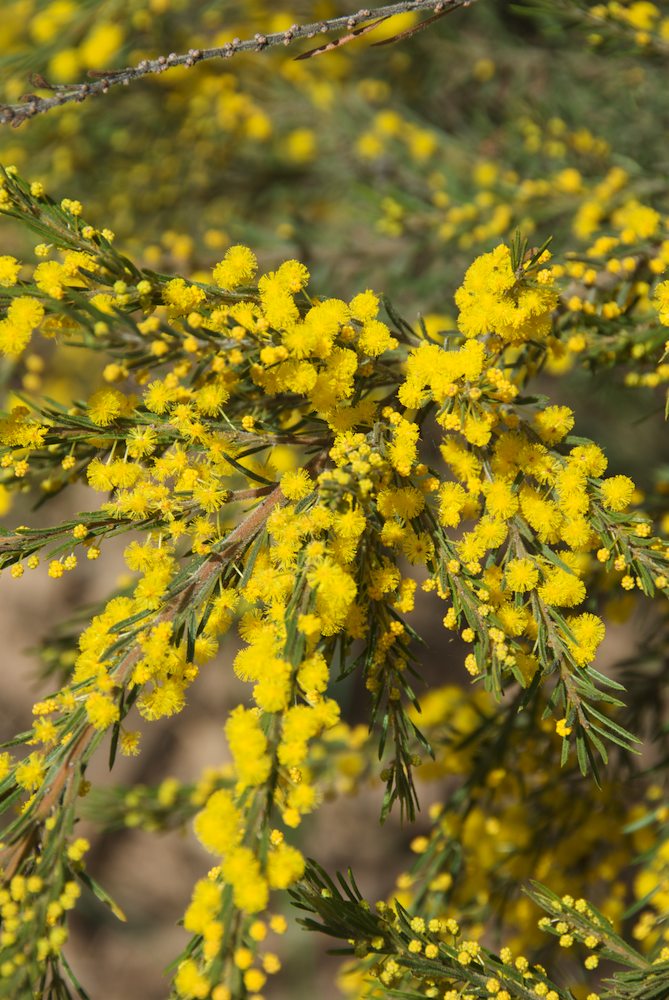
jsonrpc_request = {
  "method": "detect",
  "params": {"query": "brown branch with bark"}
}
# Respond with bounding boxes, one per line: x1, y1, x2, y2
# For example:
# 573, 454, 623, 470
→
0, 0, 474, 127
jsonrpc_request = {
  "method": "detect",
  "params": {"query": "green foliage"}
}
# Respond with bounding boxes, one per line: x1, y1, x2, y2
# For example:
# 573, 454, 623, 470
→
0, 3, 668, 1000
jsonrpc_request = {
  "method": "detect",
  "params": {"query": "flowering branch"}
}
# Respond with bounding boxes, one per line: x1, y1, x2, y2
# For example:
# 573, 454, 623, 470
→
0, 480, 291, 881
0, 441, 333, 884
0, 0, 473, 127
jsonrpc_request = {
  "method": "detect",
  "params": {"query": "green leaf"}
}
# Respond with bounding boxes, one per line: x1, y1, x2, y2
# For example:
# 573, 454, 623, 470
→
76, 869, 126, 922
221, 451, 275, 485
586, 666, 626, 692
575, 730, 588, 775
582, 704, 641, 746
60, 953, 93, 1000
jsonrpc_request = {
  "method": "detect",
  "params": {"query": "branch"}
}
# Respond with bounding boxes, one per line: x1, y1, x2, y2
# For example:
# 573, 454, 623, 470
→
0, 452, 328, 881
0, 0, 472, 127
0, 484, 287, 880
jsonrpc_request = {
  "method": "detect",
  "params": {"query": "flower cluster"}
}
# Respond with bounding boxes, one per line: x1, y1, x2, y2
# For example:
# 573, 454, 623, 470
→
0, 163, 667, 998
1, 4, 669, 991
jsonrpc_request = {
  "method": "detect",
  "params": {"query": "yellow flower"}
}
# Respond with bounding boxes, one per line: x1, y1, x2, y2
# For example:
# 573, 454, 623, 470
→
87, 387, 126, 426
163, 278, 206, 316
79, 22, 124, 70
67, 837, 90, 862
349, 290, 379, 322
280, 468, 314, 500
267, 843, 306, 889
600, 475, 636, 512
455, 244, 557, 343
183, 879, 222, 934
243, 969, 267, 992
212, 246, 258, 289
119, 730, 141, 756
174, 959, 209, 1000
0, 255, 21, 286
34, 260, 67, 298
358, 319, 396, 356
275, 259, 310, 293
505, 558, 539, 593
15, 752, 46, 791
85, 691, 120, 730
193, 789, 243, 856
221, 847, 269, 913
564, 613, 606, 666
482, 479, 519, 520
538, 566, 586, 608
555, 718, 572, 737
0, 751, 12, 780
533, 405, 575, 445
225, 706, 272, 788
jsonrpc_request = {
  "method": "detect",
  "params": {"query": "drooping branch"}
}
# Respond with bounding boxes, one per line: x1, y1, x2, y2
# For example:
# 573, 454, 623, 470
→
0, 0, 473, 127
0, 449, 332, 881
0, 482, 289, 881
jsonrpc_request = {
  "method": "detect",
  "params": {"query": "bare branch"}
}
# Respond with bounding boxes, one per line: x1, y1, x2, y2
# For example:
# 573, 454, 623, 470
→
295, 15, 391, 61
371, 1, 465, 45
0, 0, 473, 127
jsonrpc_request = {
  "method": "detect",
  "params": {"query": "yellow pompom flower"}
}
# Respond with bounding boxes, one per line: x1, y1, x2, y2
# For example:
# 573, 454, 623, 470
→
504, 558, 539, 593
183, 879, 222, 934
358, 319, 396, 356
266, 843, 306, 889
225, 706, 272, 788
221, 847, 269, 913
15, 752, 46, 791
533, 405, 575, 445
163, 278, 206, 316
79, 22, 124, 70
482, 479, 519, 520
253, 658, 292, 713
194, 790, 243, 856
0, 255, 21, 287
538, 566, 586, 608
600, 475, 636, 512
569, 443, 608, 477
653, 280, 669, 324
174, 959, 209, 1000
87, 387, 126, 426
455, 244, 557, 343
212, 246, 258, 289
243, 969, 267, 992
119, 730, 141, 756
34, 260, 67, 298
85, 691, 120, 730
555, 718, 572, 738
438, 482, 468, 527
280, 469, 314, 500
349, 290, 379, 322
564, 613, 606, 666
275, 259, 310, 293
67, 838, 90, 863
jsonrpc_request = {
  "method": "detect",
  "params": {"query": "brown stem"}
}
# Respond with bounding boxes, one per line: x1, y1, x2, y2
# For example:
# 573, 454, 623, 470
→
1, 724, 93, 881
0, 1, 473, 126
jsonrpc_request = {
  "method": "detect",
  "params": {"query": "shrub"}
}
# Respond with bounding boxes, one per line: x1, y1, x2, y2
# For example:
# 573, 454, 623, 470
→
0, 3, 668, 999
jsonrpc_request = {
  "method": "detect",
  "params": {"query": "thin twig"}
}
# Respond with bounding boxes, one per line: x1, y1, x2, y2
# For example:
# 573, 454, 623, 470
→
295, 15, 391, 61
371, 1, 465, 45
0, 0, 472, 127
